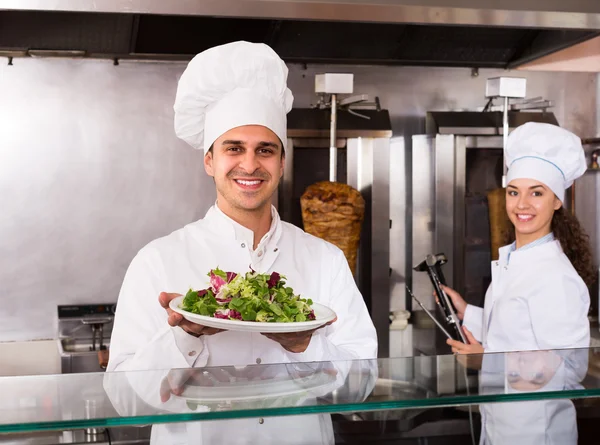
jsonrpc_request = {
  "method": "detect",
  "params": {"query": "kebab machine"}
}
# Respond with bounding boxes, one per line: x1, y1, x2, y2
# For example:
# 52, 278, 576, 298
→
279, 73, 393, 357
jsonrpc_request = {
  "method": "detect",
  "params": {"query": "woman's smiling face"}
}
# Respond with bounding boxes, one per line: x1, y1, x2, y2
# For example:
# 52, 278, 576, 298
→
505, 178, 562, 243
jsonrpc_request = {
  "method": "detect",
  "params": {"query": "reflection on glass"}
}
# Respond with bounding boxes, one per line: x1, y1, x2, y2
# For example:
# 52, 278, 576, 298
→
104, 360, 376, 445
0, 349, 598, 440
477, 348, 588, 445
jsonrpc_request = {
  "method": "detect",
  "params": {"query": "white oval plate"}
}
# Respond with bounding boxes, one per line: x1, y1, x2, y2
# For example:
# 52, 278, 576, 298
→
175, 370, 338, 403
169, 296, 337, 333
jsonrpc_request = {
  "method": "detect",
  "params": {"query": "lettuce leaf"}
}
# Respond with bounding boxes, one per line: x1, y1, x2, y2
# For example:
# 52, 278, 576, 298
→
180, 270, 314, 323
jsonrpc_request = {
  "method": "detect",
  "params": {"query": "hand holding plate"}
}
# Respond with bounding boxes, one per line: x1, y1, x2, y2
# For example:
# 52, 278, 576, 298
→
159, 292, 225, 337
262, 317, 337, 353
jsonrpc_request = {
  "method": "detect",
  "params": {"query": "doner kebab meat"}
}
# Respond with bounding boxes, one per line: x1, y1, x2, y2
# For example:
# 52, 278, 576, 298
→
300, 181, 365, 275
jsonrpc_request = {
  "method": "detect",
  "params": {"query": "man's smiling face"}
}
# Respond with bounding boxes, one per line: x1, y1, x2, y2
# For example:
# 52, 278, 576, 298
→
204, 125, 284, 213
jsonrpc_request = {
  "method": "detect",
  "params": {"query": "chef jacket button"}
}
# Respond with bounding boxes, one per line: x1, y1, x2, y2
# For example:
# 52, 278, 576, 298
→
258, 251, 263, 257
241, 243, 246, 248
256, 358, 262, 364
274, 248, 279, 252
258, 418, 264, 424
188, 350, 197, 357
495, 261, 499, 266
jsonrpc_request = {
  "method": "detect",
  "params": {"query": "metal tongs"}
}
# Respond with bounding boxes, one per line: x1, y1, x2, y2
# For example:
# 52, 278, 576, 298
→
406, 285, 453, 341
412, 253, 467, 343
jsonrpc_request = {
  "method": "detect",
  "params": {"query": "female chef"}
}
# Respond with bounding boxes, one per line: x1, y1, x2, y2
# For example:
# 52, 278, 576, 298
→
445, 122, 594, 355
441, 122, 594, 445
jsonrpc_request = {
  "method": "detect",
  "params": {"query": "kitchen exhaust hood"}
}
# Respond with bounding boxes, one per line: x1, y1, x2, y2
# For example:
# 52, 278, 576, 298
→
0, 0, 599, 67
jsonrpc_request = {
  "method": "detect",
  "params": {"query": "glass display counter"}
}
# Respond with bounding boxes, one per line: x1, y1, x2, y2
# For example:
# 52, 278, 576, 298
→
1, 347, 600, 444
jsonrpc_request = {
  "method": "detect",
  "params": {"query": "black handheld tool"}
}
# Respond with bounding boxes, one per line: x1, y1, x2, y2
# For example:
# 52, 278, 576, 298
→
413, 253, 467, 343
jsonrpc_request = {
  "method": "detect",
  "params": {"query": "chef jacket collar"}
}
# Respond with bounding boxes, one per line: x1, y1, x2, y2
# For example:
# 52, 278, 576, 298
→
506, 232, 555, 264
497, 239, 561, 267
210, 201, 281, 250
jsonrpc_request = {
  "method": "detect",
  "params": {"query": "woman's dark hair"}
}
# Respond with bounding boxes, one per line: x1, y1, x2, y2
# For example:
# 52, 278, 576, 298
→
502, 207, 597, 287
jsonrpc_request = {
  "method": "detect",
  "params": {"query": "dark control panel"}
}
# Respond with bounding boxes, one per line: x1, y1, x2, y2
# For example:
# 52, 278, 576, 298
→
57, 304, 116, 318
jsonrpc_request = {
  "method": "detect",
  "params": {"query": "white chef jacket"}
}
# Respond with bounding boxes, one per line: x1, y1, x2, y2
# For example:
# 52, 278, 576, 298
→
463, 240, 590, 445
107, 204, 378, 445
463, 240, 590, 352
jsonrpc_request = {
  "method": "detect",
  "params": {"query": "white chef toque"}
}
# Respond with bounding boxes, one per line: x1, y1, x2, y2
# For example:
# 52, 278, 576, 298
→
173, 41, 294, 154
505, 122, 587, 203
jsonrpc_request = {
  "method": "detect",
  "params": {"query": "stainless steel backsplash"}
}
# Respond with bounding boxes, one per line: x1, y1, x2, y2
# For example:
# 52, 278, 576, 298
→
0, 57, 597, 341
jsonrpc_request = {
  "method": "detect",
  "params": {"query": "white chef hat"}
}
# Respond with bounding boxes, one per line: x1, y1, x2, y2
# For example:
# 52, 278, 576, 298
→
505, 122, 586, 203
173, 41, 294, 154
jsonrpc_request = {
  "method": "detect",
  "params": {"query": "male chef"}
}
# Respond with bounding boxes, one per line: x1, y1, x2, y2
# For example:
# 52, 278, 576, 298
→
106, 41, 377, 444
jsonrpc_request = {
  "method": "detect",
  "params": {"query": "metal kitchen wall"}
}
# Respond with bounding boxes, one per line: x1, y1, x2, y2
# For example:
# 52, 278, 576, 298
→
0, 59, 214, 342
0, 57, 597, 342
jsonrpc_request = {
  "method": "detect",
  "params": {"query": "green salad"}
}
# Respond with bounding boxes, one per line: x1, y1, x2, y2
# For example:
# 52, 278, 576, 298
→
180, 268, 315, 323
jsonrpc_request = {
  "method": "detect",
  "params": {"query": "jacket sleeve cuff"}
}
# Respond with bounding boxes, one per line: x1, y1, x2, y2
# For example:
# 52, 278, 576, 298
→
171, 327, 208, 367
463, 304, 484, 343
